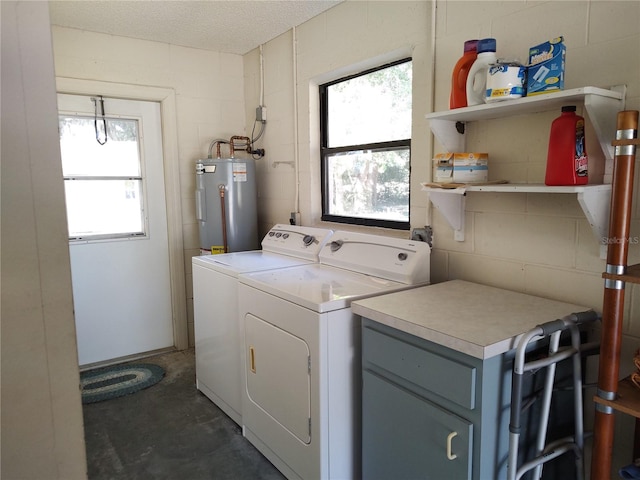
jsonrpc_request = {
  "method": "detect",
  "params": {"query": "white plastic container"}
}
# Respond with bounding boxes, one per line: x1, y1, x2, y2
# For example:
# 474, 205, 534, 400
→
485, 62, 525, 103
465, 38, 497, 106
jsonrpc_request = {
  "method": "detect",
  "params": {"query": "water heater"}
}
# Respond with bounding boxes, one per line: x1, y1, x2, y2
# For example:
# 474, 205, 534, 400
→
195, 157, 259, 254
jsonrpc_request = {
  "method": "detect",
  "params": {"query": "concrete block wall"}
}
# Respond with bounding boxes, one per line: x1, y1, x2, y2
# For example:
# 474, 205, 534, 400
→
244, 34, 298, 234
244, 1, 432, 236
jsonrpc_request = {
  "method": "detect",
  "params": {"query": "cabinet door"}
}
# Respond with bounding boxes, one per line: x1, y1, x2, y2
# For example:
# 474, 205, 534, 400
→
363, 370, 473, 480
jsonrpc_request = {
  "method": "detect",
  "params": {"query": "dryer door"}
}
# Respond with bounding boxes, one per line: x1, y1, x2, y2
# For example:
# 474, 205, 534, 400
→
245, 313, 311, 444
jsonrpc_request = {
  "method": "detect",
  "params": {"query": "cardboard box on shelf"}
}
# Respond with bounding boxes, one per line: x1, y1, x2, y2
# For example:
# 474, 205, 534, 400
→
432, 153, 488, 184
527, 36, 566, 96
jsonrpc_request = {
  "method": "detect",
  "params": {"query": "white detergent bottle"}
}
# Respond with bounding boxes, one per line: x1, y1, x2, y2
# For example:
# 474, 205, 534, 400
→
465, 38, 497, 106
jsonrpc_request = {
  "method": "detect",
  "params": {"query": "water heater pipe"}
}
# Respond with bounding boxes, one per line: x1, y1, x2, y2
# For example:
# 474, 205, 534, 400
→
292, 25, 300, 215
260, 44, 265, 107
425, 0, 438, 228
207, 139, 229, 159
230, 136, 252, 157
218, 184, 228, 253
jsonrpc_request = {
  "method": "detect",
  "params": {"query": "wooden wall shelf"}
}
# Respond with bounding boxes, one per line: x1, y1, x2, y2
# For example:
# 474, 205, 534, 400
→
602, 264, 640, 284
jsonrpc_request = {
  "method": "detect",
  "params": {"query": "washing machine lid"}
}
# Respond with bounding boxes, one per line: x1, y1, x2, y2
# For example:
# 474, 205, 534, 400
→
239, 264, 420, 313
192, 251, 313, 276
191, 224, 334, 275
261, 224, 334, 261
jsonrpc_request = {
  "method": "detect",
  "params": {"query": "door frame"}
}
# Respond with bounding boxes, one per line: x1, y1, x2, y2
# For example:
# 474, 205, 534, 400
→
56, 77, 189, 351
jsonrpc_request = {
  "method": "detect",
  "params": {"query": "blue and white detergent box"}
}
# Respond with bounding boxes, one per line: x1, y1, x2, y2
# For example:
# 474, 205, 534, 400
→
527, 36, 566, 96
433, 153, 488, 184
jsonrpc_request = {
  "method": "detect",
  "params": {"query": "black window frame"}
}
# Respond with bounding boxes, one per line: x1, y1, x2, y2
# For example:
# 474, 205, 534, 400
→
319, 58, 412, 231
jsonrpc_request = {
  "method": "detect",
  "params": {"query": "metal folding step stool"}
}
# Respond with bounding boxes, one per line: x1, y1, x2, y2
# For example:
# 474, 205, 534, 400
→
507, 310, 601, 480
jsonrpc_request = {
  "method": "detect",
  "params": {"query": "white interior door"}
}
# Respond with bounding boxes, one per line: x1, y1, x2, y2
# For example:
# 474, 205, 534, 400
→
58, 93, 174, 366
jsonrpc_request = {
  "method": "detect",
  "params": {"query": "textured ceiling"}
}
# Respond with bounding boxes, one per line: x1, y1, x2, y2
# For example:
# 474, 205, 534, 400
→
49, 1, 342, 55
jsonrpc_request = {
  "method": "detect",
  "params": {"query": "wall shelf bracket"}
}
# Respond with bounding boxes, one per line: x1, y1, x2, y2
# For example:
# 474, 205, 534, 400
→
577, 187, 611, 259
427, 189, 466, 241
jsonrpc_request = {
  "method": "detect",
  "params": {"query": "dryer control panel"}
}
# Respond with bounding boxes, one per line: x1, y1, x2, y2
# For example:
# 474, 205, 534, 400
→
319, 231, 431, 285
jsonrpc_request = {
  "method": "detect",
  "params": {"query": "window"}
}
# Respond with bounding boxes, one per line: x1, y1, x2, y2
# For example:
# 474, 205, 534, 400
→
320, 58, 412, 230
59, 115, 146, 241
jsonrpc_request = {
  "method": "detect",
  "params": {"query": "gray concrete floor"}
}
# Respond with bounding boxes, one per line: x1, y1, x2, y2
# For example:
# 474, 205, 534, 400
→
82, 348, 285, 480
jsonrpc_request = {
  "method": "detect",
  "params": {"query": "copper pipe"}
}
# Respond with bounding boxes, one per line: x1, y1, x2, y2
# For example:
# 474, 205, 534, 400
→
207, 139, 228, 159
229, 135, 251, 157
591, 110, 639, 480
218, 184, 228, 253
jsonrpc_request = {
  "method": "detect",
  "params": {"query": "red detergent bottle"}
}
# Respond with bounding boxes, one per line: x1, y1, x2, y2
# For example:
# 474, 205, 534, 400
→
545, 106, 588, 186
449, 39, 478, 109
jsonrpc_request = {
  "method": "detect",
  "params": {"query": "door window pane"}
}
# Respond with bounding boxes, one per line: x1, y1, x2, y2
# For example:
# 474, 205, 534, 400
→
59, 116, 140, 176
59, 115, 145, 240
65, 180, 144, 237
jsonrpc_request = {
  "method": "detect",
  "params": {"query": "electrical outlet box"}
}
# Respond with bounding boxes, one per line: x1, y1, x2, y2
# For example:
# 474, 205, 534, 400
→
290, 212, 300, 225
256, 106, 267, 123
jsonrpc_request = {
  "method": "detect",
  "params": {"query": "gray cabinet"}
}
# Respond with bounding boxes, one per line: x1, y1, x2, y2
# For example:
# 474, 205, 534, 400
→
362, 318, 511, 480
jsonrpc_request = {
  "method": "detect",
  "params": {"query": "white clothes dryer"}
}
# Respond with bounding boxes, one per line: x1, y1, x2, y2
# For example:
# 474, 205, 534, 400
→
237, 231, 431, 480
192, 224, 334, 425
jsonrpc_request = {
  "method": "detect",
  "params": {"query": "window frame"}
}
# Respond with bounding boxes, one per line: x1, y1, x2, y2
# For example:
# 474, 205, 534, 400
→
319, 58, 412, 230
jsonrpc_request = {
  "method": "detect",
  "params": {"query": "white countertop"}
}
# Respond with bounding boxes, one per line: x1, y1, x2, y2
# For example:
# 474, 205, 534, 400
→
352, 280, 593, 359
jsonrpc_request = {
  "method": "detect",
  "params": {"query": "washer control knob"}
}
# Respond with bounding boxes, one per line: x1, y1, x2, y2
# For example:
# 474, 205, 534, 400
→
283, 233, 289, 239
268, 231, 275, 237
398, 252, 408, 261
275, 232, 282, 238
303, 235, 315, 246
330, 240, 344, 252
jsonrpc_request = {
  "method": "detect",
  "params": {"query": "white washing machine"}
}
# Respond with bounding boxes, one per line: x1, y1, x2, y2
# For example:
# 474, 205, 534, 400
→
192, 224, 334, 425
237, 231, 431, 480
